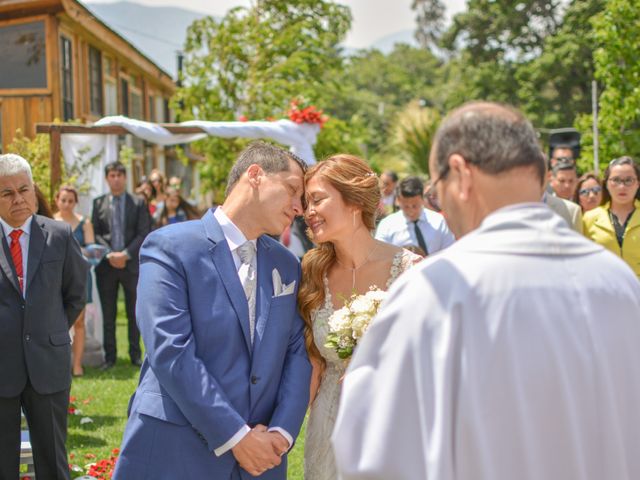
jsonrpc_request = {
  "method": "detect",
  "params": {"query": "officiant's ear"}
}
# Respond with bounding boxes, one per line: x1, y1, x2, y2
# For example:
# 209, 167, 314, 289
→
449, 153, 473, 201
246, 164, 263, 187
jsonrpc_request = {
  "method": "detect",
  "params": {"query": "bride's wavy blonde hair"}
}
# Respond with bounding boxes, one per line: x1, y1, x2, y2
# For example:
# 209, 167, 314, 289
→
298, 154, 381, 371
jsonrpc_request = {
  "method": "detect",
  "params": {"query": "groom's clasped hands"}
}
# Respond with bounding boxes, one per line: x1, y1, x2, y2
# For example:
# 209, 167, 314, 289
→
232, 424, 289, 477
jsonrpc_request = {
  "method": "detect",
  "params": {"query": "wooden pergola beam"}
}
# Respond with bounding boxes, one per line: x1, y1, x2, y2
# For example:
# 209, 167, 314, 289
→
35, 124, 206, 135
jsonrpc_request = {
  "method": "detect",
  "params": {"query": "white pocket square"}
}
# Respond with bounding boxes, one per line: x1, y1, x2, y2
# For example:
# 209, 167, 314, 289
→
272, 268, 296, 297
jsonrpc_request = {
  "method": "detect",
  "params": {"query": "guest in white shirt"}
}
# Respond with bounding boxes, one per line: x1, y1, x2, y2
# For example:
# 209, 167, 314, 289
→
375, 176, 454, 255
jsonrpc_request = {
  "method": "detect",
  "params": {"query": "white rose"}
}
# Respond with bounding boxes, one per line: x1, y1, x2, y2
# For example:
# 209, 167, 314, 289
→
351, 313, 371, 340
350, 295, 375, 315
328, 306, 351, 334
365, 289, 386, 303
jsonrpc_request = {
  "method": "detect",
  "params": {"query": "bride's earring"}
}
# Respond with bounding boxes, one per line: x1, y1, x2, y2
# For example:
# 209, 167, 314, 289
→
353, 210, 356, 228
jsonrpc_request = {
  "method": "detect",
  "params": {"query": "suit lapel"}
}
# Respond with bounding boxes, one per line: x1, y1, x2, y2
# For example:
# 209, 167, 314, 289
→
203, 210, 252, 353
252, 237, 274, 355
26, 217, 46, 292
0, 230, 21, 294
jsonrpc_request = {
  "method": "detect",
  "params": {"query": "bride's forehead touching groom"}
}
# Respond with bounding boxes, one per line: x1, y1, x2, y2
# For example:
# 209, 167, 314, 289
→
113, 141, 311, 480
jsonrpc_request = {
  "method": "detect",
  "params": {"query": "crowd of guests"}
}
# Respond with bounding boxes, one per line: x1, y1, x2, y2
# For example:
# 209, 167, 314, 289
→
27, 164, 198, 376
544, 145, 639, 277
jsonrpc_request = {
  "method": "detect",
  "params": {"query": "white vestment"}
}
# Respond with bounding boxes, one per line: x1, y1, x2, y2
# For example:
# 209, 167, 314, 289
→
333, 203, 640, 480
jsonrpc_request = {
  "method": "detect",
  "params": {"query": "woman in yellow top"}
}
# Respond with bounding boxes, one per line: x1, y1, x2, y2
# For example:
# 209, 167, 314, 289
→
583, 156, 640, 277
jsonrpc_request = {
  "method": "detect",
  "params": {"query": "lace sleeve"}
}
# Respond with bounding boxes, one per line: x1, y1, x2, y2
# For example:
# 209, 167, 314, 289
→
400, 249, 423, 273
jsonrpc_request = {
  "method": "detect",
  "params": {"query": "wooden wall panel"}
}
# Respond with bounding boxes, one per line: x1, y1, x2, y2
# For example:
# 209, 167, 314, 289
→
0, 96, 53, 150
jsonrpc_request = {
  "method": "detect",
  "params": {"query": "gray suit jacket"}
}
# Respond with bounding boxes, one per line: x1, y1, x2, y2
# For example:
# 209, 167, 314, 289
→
544, 194, 583, 234
0, 215, 88, 397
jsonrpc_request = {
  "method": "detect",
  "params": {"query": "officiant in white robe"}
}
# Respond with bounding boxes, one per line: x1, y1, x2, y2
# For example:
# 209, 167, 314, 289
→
333, 102, 640, 480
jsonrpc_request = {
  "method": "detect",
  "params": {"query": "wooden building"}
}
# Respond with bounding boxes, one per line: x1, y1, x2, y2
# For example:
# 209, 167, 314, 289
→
0, 0, 199, 195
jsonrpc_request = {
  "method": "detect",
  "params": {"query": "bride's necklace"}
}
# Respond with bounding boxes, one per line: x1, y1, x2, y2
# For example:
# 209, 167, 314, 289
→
335, 242, 380, 290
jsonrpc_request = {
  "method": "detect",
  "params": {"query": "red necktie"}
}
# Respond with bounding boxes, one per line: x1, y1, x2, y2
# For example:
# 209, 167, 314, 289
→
9, 229, 24, 292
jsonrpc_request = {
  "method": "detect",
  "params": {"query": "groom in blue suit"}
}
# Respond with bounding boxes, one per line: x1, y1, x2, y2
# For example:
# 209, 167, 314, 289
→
114, 142, 311, 479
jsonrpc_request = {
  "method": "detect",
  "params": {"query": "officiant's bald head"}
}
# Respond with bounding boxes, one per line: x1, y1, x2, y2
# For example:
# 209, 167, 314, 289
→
429, 102, 546, 237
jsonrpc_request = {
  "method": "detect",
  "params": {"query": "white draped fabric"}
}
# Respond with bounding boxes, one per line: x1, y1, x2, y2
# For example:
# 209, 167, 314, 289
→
333, 203, 640, 480
93, 115, 320, 164
60, 116, 320, 213
60, 133, 118, 217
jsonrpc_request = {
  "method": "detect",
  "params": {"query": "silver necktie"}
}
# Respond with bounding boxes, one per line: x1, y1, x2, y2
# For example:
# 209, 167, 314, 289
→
237, 241, 257, 343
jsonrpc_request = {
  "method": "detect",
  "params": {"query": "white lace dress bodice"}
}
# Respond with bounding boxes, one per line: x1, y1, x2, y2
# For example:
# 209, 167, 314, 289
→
304, 249, 420, 479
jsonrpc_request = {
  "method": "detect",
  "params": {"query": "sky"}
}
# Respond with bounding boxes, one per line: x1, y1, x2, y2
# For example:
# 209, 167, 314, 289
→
85, 0, 467, 49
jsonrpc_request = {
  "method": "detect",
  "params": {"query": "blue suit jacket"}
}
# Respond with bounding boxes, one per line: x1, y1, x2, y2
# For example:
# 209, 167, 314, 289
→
114, 209, 311, 479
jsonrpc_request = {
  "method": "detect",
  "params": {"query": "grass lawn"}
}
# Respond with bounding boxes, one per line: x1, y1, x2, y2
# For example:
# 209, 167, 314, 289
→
66, 299, 306, 478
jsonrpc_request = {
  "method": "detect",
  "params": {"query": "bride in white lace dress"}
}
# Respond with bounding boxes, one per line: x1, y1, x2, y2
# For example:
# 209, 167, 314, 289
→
298, 155, 422, 480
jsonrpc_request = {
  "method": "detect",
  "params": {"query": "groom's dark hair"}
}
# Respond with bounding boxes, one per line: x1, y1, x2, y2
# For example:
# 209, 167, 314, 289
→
225, 141, 307, 196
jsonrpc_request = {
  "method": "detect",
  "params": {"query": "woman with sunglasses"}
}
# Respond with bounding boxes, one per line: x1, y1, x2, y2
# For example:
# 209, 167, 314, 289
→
573, 172, 603, 212
583, 156, 640, 277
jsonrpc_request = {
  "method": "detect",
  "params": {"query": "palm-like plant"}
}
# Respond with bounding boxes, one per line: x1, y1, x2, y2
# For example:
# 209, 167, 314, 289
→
392, 100, 441, 175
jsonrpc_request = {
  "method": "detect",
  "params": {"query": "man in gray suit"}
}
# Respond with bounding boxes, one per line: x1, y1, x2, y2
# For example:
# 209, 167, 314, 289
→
0, 154, 88, 479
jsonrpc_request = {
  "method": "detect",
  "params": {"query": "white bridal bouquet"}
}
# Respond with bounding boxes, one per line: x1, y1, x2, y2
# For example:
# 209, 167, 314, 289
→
325, 287, 387, 359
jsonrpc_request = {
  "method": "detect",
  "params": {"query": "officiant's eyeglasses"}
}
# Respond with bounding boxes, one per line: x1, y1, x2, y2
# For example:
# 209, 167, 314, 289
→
432, 164, 450, 190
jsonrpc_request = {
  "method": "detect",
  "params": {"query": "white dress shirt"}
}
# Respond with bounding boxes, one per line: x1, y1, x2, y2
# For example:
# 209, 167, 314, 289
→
212, 208, 293, 456
375, 208, 455, 254
335, 204, 640, 479
1, 215, 33, 297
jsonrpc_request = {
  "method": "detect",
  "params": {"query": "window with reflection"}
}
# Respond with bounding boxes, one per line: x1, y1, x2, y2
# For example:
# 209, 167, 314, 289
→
0, 21, 47, 89
60, 36, 74, 120
89, 46, 103, 117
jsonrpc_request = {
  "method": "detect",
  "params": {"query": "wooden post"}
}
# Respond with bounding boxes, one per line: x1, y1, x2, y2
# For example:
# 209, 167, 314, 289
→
49, 125, 62, 201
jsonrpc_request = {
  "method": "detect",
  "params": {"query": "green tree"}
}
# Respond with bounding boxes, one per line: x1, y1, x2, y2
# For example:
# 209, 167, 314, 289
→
7, 131, 52, 198
439, 0, 563, 107
175, 0, 352, 199
577, 0, 640, 170
326, 44, 442, 159
412, 0, 446, 49
515, 0, 605, 129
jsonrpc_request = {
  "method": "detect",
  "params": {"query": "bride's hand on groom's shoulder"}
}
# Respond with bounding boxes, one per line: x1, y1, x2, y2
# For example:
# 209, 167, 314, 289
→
232, 424, 282, 476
